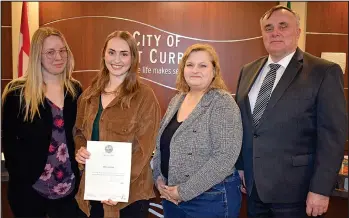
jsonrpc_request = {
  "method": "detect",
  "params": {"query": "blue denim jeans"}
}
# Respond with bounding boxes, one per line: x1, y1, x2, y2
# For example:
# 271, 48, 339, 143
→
162, 170, 242, 218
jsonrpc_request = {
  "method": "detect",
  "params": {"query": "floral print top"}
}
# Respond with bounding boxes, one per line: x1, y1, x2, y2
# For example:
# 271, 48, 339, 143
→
32, 98, 75, 199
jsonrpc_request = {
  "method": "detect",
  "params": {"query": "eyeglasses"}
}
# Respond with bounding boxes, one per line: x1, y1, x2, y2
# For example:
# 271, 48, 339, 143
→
42, 49, 68, 60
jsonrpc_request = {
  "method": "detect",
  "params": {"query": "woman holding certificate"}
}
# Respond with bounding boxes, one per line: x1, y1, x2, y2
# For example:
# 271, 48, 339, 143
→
152, 44, 243, 218
2, 27, 83, 217
74, 30, 161, 218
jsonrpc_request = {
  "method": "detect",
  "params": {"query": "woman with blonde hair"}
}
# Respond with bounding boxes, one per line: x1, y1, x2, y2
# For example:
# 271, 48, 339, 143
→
74, 30, 161, 218
2, 27, 83, 217
152, 44, 243, 217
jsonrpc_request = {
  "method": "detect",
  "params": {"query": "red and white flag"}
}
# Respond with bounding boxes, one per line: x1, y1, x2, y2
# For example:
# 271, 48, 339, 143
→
18, 2, 30, 78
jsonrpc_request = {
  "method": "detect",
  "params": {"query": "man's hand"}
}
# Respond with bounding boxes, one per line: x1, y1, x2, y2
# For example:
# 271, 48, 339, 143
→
306, 191, 329, 217
238, 170, 247, 194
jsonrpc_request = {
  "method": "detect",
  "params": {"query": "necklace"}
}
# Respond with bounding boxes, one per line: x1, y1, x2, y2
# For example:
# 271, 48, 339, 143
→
102, 89, 119, 95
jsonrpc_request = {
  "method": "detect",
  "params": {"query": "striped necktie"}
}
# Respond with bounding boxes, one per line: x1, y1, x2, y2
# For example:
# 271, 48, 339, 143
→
252, 63, 281, 127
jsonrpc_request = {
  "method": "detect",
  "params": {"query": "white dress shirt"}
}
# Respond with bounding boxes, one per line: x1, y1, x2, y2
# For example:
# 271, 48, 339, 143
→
248, 51, 296, 113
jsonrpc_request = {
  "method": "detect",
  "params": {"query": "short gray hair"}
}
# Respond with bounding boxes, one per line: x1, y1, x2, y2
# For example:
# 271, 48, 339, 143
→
260, 5, 300, 27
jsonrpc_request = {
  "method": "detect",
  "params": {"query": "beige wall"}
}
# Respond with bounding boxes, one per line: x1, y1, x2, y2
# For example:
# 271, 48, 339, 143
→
11, 2, 39, 78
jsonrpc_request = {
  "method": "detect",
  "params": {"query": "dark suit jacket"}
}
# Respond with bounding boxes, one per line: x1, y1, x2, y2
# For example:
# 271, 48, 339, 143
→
2, 81, 82, 200
235, 48, 347, 203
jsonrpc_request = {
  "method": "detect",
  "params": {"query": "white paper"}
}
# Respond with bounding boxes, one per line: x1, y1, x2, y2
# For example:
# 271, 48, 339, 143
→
84, 141, 132, 202
321, 52, 346, 74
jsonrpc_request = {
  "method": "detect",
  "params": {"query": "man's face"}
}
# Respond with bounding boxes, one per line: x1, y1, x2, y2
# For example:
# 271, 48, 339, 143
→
261, 9, 300, 60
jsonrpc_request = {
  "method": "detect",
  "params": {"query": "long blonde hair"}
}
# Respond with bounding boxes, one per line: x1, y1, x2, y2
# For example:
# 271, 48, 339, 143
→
84, 31, 140, 109
2, 27, 78, 122
176, 43, 228, 93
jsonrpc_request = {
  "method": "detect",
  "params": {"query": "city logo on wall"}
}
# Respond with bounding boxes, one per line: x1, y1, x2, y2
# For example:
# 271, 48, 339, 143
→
44, 16, 261, 92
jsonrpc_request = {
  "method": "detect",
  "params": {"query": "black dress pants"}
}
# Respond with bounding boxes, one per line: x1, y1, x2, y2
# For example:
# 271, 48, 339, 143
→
247, 183, 316, 218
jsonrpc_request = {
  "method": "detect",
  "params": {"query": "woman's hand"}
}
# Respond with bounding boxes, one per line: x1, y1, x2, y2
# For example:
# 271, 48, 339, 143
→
156, 176, 180, 205
101, 199, 118, 206
162, 185, 182, 204
75, 147, 90, 164
156, 176, 170, 199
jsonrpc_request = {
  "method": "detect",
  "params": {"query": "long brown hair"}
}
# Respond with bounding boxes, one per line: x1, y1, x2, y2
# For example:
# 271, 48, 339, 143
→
84, 31, 140, 109
176, 43, 228, 93
2, 27, 78, 122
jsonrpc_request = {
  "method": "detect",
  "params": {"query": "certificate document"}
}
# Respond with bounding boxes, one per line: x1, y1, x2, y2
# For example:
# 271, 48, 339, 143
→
84, 141, 132, 202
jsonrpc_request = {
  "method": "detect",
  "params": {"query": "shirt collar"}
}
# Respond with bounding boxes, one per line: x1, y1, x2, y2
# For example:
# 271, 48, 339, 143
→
266, 50, 296, 69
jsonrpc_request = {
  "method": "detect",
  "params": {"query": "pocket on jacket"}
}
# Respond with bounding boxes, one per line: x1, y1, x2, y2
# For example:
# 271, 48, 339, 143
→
107, 119, 135, 135
291, 154, 314, 167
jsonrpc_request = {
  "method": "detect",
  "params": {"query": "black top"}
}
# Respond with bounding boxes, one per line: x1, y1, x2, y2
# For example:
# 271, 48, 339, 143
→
1, 81, 82, 200
91, 96, 103, 141
160, 111, 182, 179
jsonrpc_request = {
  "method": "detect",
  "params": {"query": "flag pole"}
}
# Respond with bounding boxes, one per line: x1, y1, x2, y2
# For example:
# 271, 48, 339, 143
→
18, 2, 30, 78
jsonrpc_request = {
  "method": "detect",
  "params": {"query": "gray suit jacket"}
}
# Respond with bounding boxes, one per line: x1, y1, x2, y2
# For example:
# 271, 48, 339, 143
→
152, 89, 243, 201
235, 48, 347, 203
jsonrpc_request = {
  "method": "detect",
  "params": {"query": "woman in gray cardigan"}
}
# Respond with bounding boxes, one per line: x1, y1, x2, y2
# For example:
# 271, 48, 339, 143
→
152, 43, 243, 218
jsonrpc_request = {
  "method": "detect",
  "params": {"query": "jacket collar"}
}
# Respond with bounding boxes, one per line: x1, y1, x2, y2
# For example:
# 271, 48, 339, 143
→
159, 89, 218, 139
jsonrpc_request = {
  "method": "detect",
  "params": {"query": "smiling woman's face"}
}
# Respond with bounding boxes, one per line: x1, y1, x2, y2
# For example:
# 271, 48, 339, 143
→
104, 37, 132, 79
184, 50, 214, 92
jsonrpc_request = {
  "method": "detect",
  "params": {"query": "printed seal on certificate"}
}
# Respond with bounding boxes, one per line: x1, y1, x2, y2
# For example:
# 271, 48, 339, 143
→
105, 144, 113, 153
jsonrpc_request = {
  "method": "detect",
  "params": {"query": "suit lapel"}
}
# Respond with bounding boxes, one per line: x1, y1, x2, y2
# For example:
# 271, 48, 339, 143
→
257, 48, 304, 128
240, 57, 268, 101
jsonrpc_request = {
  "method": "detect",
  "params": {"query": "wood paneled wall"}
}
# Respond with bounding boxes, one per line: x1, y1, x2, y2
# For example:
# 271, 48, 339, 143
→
1, 1, 13, 93
1, 3, 13, 218
39, 2, 277, 116
305, 2, 348, 154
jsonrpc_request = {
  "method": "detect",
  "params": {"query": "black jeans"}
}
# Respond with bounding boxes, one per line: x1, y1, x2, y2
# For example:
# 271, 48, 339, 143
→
247, 184, 315, 218
90, 199, 150, 218
8, 185, 84, 218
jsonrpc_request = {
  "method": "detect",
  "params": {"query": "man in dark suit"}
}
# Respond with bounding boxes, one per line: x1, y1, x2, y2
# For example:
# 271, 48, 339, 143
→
235, 5, 347, 218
